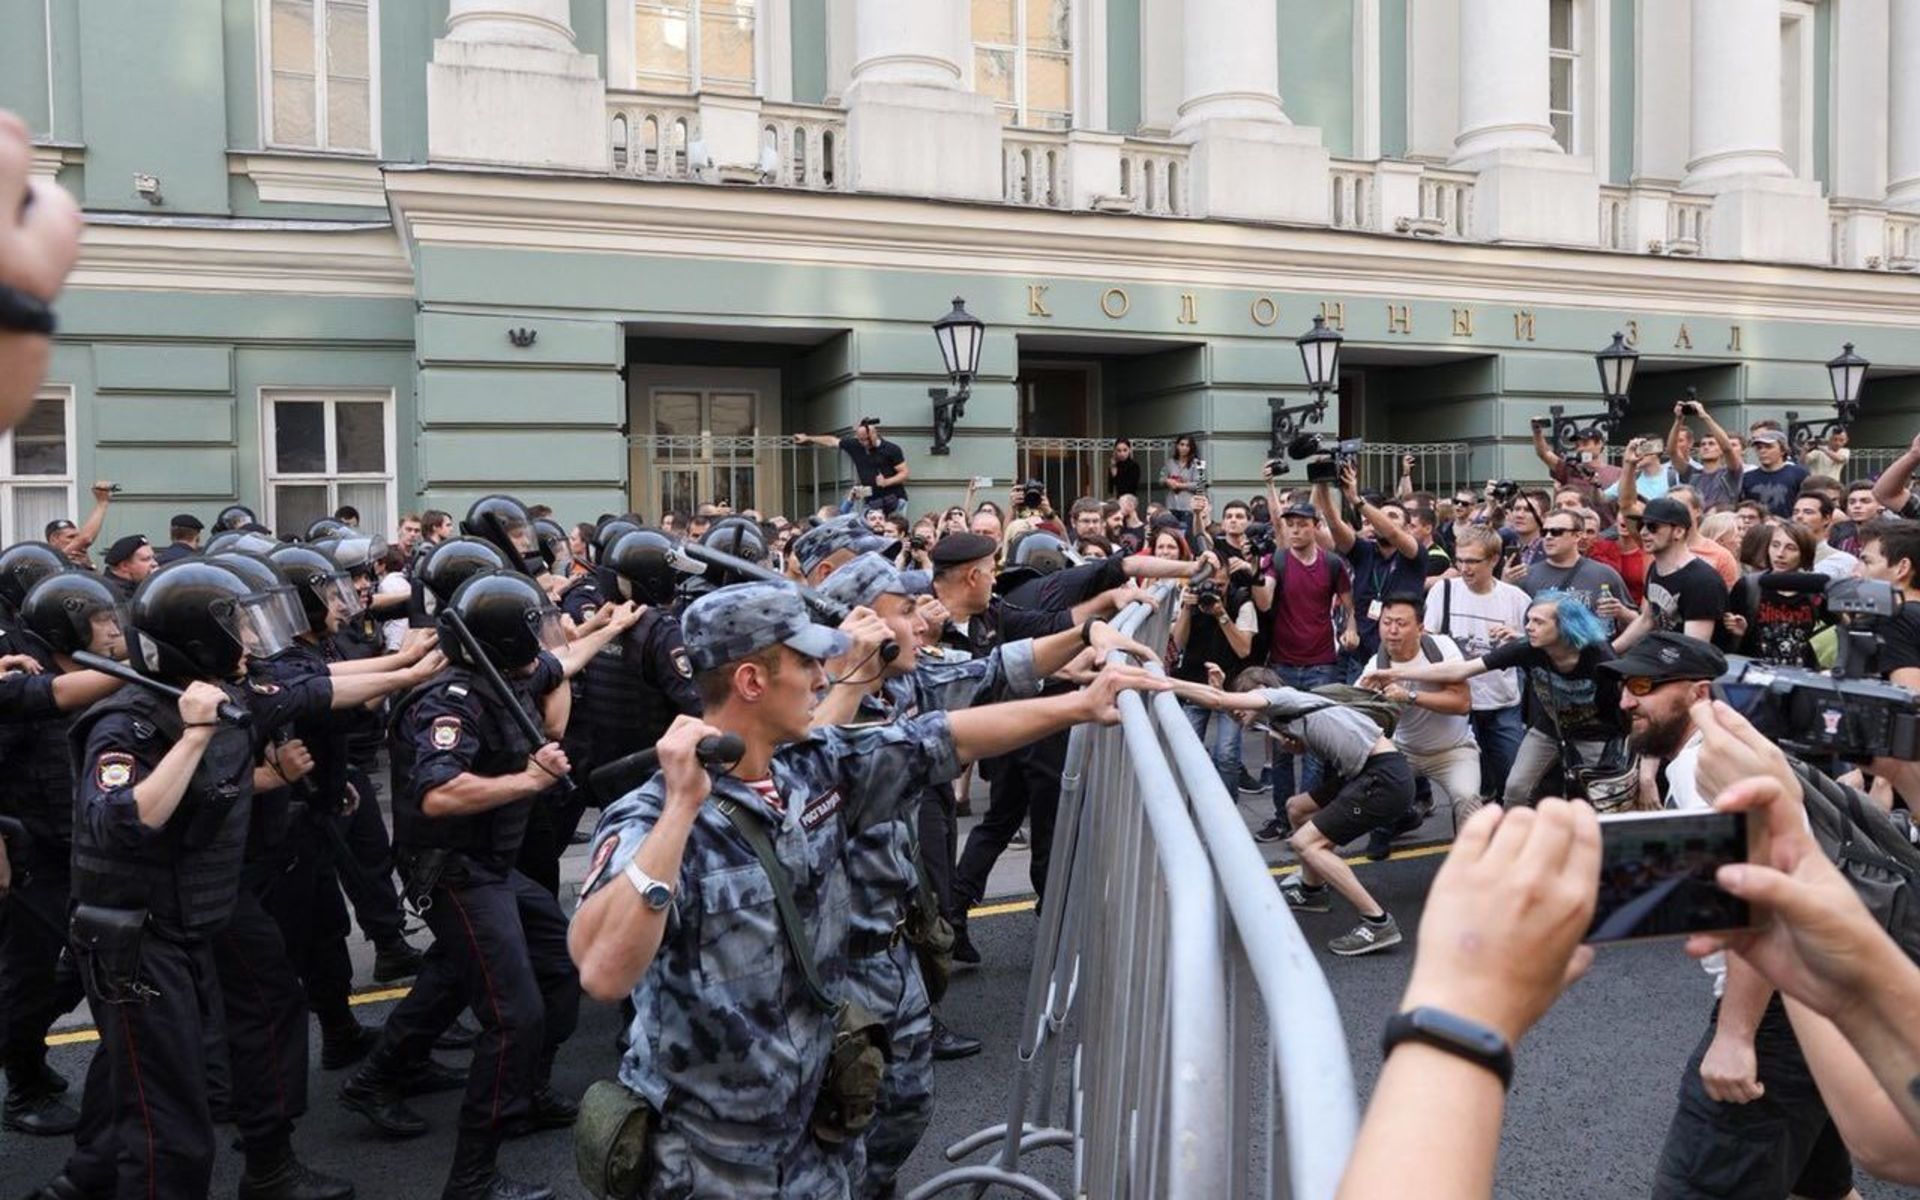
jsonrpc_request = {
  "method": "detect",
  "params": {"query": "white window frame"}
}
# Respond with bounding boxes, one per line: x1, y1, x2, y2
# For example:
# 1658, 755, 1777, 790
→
1548, 0, 1578, 154
0, 386, 76, 545
1780, 0, 1817, 182
612, 0, 787, 99
257, 0, 382, 156
260, 388, 397, 536
974, 0, 1074, 130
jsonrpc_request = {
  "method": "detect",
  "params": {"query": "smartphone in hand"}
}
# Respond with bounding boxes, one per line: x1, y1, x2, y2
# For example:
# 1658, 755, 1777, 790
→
1584, 809, 1769, 944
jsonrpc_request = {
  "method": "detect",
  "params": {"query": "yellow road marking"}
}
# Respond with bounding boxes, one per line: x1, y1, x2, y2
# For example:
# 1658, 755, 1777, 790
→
44, 843, 1453, 1047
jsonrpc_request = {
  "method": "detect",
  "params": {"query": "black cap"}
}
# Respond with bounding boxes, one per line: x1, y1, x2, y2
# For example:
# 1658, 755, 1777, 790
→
1598, 632, 1727, 684
104, 534, 150, 567
169, 513, 204, 532
43, 519, 75, 537
1279, 503, 1320, 522
929, 532, 998, 568
1640, 497, 1693, 530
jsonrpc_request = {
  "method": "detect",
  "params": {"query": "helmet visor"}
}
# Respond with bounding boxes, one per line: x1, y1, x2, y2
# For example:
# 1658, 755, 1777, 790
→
309, 572, 365, 622
535, 607, 567, 653
85, 607, 128, 661
208, 592, 306, 661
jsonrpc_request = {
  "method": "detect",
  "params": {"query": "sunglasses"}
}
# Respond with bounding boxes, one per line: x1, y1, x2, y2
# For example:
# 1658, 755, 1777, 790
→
1542, 527, 1578, 536
1621, 676, 1688, 696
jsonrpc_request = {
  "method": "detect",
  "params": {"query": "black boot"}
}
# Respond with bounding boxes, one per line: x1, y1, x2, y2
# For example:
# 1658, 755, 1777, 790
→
440, 1130, 553, 1200
400, 1057, 469, 1096
237, 1139, 355, 1200
371, 940, 424, 984
950, 925, 982, 966
930, 1018, 982, 1062
434, 1018, 479, 1052
3, 1085, 80, 1136
338, 1052, 428, 1139
502, 1086, 578, 1139
320, 1017, 381, 1071
18, 1174, 94, 1200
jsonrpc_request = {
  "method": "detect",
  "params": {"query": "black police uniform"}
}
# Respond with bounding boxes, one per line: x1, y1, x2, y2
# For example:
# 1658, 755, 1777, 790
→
572, 605, 698, 826
100, 572, 138, 604
62, 673, 333, 1199
0, 646, 85, 1124
323, 617, 412, 960
344, 654, 579, 1144
152, 543, 198, 567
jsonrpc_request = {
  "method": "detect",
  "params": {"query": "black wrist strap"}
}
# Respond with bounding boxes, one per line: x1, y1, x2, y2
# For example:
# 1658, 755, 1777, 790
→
1382, 1006, 1514, 1089
1080, 616, 1099, 647
0, 285, 55, 336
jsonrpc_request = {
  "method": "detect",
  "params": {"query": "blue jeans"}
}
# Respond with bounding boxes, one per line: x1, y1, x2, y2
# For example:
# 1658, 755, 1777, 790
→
1181, 700, 1244, 792
1470, 706, 1525, 804
1268, 662, 1339, 819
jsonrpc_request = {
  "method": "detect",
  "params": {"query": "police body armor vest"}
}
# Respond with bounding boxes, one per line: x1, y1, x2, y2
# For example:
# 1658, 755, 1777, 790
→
0, 706, 74, 851
68, 685, 257, 936
579, 608, 676, 767
388, 669, 536, 868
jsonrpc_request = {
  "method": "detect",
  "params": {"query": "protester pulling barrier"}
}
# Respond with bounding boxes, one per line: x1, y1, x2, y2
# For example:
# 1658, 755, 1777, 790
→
909, 586, 1220, 1200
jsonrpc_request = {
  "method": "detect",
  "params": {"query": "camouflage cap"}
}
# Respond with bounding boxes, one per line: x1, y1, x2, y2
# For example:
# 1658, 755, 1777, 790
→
681, 581, 852, 672
814, 551, 926, 610
791, 514, 899, 575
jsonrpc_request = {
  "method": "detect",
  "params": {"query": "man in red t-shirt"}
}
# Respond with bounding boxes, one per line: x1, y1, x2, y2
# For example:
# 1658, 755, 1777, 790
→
1248, 503, 1356, 843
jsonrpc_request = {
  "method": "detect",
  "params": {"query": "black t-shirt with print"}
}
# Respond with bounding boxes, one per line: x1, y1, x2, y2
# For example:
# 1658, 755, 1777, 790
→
1482, 639, 1624, 739
1642, 558, 1727, 634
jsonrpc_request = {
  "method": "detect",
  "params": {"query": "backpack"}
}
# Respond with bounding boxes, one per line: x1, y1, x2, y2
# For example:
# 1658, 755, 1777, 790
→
1792, 758, 1920, 965
1269, 547, 1353, 595
1302, 683, 1403, 739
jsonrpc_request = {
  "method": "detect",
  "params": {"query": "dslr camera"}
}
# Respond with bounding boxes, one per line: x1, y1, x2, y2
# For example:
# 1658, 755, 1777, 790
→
1287, 433, 1364, 485
1020, 480, 1046, 510
1487, 479, 1520, 503
1191, 579, 1223, 612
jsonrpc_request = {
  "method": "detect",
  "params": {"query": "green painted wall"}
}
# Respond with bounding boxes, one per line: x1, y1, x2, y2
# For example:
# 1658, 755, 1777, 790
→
0, 0, 51, 133
382, 0, 449, 164
1379, 0, 1407, 159
1278, 0, 1352, 157
791, 0, 828, 104
1813, 0, 1832, 192
571, 0, 606, 73
46, 0, 81, 142
222, 0, 260, 151
1106, 0, 1141, 134
77, 0, 234, 214
1609, 0, 1634, 185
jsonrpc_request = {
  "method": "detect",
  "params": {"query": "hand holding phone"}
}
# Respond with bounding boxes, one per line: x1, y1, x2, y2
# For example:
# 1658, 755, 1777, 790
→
1584, 808, 1767, 944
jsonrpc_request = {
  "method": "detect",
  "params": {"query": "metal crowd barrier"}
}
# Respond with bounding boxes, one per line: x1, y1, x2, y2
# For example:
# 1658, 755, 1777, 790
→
909, 587, 1358, 1200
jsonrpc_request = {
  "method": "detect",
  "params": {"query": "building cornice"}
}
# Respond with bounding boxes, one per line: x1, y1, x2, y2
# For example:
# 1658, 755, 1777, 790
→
228, 151, 389, 208
381, 166, 1920, 329
69, 219, 414, 297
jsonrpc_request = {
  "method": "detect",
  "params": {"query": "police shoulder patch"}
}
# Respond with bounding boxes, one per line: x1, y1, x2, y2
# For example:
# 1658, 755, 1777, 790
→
800, 787, 844, 832
430, 716, 462, 750
95, 752, 134, 790
671, 647, 693, 679
247, 680, 280, 695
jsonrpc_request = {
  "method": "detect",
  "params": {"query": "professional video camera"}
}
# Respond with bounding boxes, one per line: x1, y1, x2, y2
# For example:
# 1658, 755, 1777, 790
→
1287, 433, 1364, 484
1716, 655, 1920, 766
1244, 521, 1277, 562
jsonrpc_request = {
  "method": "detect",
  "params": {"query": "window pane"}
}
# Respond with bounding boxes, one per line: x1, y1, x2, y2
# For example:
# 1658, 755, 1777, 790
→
273, 484, 331, 539
1550, 57, 1573, 112
699, 1, 756, 94
1027, 51, 1071, 124
708, 391, 755, 438
653, 391, 702, 437
1551, 111, 1572, 152
271, 0, 318, 145
975, 47, 1016, 107
11, 397, 66, 477
1549, 0, 1574, 51
335, 401, 387, 473
326, 0, 369, 76
326, 80, 371, 150
1026, 0, 1070, 52
972, 0, 1015, 45
325, 0, 372, 150
273, 401, 327, 473
636, 2, 693, 90
336, 480, 388, 538
658, 467, 699, 516
711, 464, 754, 510
11, 487, 68, 545
273, 0, 316, 72
272, 71, 318, 146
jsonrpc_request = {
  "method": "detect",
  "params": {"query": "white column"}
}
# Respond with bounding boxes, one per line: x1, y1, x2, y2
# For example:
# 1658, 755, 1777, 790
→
1171, 0, 1285, 134
427, 0, 604, 170
843, 0, 1001, 201
1889, 0, 1920, 208
1682, 0, 1792, 187
1450, 0, 1560, 162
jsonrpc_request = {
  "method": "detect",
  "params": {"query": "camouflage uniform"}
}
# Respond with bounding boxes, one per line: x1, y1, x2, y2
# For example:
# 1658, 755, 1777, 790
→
790, 514, 898, 578
585, 703, 961, 1197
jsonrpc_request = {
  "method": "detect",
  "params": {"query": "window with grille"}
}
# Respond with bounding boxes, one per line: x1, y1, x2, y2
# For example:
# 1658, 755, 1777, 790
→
635, 0, 758, 95
1, 390, 75, 545
973, 0, 1072, 130
263, 0, 376, 153
1548, 0, 1576, 152
263, 390, 395, 539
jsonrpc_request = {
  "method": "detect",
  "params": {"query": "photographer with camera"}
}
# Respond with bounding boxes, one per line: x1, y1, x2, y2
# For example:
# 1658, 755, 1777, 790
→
1670, 396, 1746, 511
1531, 420, 1623, 491
795, 418, 910, 514
1172, 549, 1260, 790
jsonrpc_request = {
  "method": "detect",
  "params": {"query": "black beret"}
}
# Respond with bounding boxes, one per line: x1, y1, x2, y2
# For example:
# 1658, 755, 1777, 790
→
169, 513, 205, 532
104, 534, 150, 567
929, 532, 998, 568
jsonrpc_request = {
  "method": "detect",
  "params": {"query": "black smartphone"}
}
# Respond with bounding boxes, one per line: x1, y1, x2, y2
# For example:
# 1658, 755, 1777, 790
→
1584, 809, 1766, 944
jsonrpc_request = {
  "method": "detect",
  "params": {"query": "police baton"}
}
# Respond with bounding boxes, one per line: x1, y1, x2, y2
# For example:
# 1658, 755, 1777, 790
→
667, 543, 901, 666
436, 609, 576, 796
71, 652, 251, 728
587, 733, 745, 800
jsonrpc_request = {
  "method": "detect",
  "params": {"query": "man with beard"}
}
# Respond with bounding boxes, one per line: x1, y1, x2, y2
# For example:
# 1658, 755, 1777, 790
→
1604, 633, 1857, 1200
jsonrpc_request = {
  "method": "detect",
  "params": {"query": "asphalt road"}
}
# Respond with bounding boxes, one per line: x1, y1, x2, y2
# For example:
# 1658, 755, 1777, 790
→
8, 851, 1912, 1198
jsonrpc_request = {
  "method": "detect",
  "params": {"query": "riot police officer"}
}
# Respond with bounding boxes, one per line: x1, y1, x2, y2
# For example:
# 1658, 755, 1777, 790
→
0, 540, 68, 628
0, 572, 122, 1136
339, 573, 585, 1200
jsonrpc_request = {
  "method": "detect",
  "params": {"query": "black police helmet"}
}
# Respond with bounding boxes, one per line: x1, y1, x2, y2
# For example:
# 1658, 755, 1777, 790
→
19, 572, 121, 659
269, 543, 359, 625
531, 517, 571, 572
441, 572, 559, 672
460, 494, 537, 570
208, 552, 309, 637
0, 542, 71, 616
603, 529, 679, 606
124, 560, 255, 681
996, 530, 1075, 594
416, 537, 507, 615
306, 517, 349, 542
316, 533, 388, 577
204, 530, 280, 558
590, 516, 642, 565
701, 516, 768, 565
213, 504, 258, 533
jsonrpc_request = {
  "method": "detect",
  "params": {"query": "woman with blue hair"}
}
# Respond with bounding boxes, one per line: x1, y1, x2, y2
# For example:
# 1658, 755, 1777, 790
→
1360, 590, 1625, 805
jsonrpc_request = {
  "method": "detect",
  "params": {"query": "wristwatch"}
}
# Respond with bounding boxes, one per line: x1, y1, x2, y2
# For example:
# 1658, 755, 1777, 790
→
1381, 1006, 1513, 1089
0, 285, 56, 336
622, 860, 675, 911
